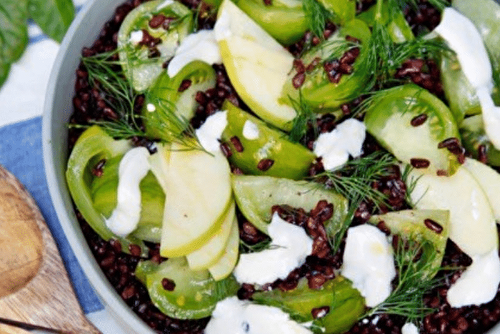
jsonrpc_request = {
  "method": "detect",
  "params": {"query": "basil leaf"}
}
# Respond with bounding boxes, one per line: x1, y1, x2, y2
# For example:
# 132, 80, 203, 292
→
28, 0, 74, 43
0, 62, 11, 87
0, 0, 29, 64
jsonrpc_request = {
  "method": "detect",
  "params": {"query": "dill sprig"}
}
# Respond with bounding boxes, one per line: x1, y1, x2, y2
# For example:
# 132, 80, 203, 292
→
288, 93, 317, 143
239, 238, 273, 254
400, 164, 424, 207
302, 0, 333, 40
82, 50, 145, 139
367, 238, 443, 321
311, 152, 397, 252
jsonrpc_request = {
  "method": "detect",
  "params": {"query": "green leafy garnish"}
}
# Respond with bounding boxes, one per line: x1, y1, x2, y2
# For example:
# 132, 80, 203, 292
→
288, 93, 317, 143
239, 238, 273, 254
0, 0, 74, 87
367, 238, 443, 321
311, 151, 396, 251
302, 0, 332, 40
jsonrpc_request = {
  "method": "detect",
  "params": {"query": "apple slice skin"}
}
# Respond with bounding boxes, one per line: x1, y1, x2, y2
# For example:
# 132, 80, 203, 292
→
186, 202, 236, 271
160, 143, 233, 258
215, 0, 296, 130
221, 102, 316, 181
408, 166, 498, 256
208, 218, 240, 281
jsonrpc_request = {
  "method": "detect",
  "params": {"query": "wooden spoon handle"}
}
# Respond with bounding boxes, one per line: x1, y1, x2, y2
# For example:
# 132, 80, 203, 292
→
0, 166, 101, 334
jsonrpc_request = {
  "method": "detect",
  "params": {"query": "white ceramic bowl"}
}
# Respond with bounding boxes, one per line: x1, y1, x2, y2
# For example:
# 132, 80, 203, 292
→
42, 0, 155, 332
42, 0, 500, 333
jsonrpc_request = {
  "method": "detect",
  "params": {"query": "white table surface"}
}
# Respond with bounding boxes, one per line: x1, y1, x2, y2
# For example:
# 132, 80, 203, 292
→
0, 0, 130, 332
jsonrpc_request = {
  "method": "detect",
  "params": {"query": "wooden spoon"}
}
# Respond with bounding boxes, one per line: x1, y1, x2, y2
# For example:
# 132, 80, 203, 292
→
0, 165, 101, 334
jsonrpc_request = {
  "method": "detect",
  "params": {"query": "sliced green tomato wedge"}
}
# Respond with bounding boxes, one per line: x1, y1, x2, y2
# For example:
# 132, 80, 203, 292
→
160, 142, 233, 258
136, 257, 239, 319
221, 102, 316, 180
117, 0, 193, 92
281, 19, 372, 113
364, 84, 461, 176
460, 115, 500, 166
90, 155, 165, 243
231, 174, 348, 235
65, 126, 148, 256
143, 61, 216, 141
253, 276, 365, 334
369, 210, 450, 279
186, 202, 236, 271
215, 0, 296, 130
209, 219, 240, 281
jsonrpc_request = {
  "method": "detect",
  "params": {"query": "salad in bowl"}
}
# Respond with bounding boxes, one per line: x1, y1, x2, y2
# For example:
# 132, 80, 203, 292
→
62, 0, 500, 332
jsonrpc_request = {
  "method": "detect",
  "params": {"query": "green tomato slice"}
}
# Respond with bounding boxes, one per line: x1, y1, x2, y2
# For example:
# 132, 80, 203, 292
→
460, 114, 500, 166
143, 60, 216, 141
117, 0, 193, 92
253, 276, 365, 334
136, 257, 239, 319
65, 126, 148, 256
232, 174, 348, 235
90, 155, 165, 243
221, 101, 316, 180
364, 84, 461, 175
369, 209, 450, 279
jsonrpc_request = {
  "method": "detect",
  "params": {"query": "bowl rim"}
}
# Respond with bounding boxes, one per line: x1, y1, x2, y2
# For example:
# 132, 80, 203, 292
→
41, 0, 500, 333
42, 0, 156, 332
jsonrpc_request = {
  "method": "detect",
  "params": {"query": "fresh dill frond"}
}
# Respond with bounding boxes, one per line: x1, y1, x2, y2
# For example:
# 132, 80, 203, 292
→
239, 238, 273, 254
302, 0, 333, 39
311, 152, 397, 252
367, 238, 443, 321
288, 93, 317, 143
401, 164, 423, 207
82, 50, 145, 139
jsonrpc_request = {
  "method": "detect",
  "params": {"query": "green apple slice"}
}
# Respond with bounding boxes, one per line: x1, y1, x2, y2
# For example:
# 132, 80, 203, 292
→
160, 143, 233, 258
463, 158, 500, 222
208, 218, 240, 281
408, 166, 498, 256
186, 202, 236, 271
214, 0, 296, 130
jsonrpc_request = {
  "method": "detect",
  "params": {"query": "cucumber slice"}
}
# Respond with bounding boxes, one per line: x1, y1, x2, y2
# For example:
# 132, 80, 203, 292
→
208, 219, 240, 281
136, 257, 239, 319
143, 61, 216, 141
117, 0, 193, 92
232, 174, 348, 235
186, 202, 236, 271
364, 84, 461, 175
221, 102, 316, 180
369, 210, 450, 279
460, 115, 500, 166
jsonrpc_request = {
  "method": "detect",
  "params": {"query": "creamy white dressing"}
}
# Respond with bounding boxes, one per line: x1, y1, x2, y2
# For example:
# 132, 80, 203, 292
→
129, 30, 144, 45
401, 323, 419, 334
477, 87, 500, 150
447, 249, 500, 307
167, 30, 222, 77
106, 147, 151, 237
195, 110, 227, 153
313, 118, 366, 170
434, 8, 493, 90
242, 120, 259, 140
233, 213, 313, 285
205, 297, 312, 334
341, 224, 396, 307
146, 103, 156, 112
434, 8, 500, 150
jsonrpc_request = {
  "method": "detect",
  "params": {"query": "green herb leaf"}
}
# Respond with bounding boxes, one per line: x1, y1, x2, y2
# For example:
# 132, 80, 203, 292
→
288, 93, 317, 143
302, 0, 332, 39
0, 62, 10, 87
0, 0, 29, 64
28, 0, 75, 42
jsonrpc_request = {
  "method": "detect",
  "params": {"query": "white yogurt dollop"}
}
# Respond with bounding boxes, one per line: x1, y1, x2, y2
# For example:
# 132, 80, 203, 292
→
106, 147, 151, 237
243, 120, 260, 140
167, 30, 222, 77
447, 249, 500, 308
313, 118, 366, 171
233, 213, 313, 285
401, 323, 419, 334
341, 224, 396, 307
195, 110, 228, 153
